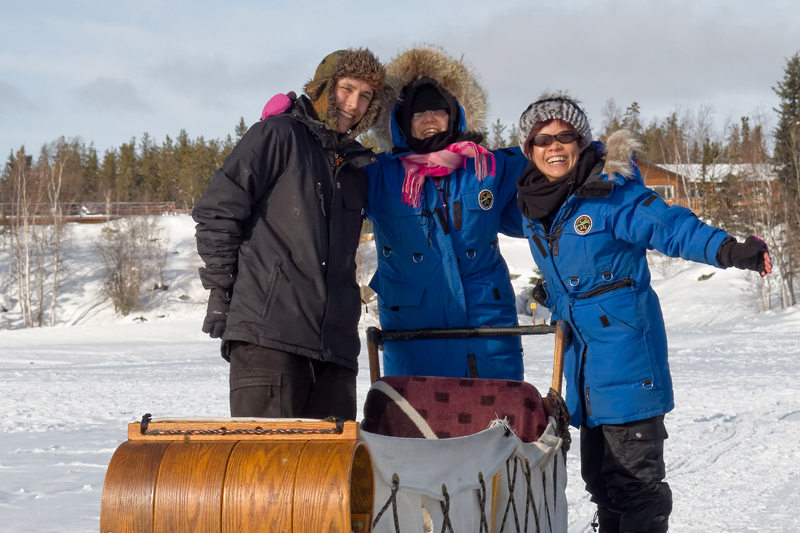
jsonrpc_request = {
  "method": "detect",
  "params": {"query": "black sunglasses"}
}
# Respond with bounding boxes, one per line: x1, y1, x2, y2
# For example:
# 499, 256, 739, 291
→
530, 131, 581, 147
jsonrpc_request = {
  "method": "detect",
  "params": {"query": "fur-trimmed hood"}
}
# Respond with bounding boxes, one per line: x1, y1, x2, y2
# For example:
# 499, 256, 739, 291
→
601, 129, 641, 180
573, 130, 642, 199
302, 48, 386, 143
371, 45, 487, 152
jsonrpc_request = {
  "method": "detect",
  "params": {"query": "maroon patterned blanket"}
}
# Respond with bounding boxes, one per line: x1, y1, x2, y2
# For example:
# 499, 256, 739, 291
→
361, 375, 547, 443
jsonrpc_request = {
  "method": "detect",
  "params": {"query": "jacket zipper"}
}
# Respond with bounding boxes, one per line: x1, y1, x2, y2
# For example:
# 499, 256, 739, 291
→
585, 386, 592, 416
317, 182, 326, 216
261, 260, 284, 318
576, 278, 634, 300
318, 150, 344, 355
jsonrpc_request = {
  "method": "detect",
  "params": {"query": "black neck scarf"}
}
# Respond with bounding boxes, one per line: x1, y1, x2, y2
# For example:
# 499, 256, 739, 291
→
516, 143, 601, 224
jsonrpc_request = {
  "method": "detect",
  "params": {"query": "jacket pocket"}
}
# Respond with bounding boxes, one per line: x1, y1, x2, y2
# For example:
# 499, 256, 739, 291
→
369, 270, 429, 329
261, 260, 284, 319
604, 416, 668, 481
461, 189, 492, 237
571, 283, 654, 384
464, 263, 515, 316
369, 269, 425, 307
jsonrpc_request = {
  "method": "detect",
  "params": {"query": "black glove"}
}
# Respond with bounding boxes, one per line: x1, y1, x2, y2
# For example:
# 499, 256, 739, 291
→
531, 278, 549, 307
717, 236, 769, 273
202, 288, 231, 338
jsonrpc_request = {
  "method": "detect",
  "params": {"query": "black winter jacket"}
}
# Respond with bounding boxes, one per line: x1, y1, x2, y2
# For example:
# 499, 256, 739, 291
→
193, 96, 376, 370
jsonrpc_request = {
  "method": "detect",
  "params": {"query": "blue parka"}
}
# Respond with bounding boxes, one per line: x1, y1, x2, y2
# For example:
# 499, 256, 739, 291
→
522, 138, 731, 428
366, 104, 528, 379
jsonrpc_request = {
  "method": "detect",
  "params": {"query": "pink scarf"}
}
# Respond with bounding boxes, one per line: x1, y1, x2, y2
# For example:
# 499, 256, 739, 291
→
399, 141, 496, 208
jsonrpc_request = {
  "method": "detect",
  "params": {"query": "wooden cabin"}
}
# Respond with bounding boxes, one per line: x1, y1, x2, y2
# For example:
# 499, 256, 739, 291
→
638, 161, 705, 213
637, 162, 776, 217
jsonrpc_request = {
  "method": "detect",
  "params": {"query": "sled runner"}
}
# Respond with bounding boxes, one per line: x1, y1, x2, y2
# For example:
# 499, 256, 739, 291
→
99, 323, 570, 533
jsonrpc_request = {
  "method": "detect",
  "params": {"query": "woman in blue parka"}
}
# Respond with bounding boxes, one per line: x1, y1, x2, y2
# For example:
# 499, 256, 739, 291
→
515, 91, 772, 533
366, 46, 529, 380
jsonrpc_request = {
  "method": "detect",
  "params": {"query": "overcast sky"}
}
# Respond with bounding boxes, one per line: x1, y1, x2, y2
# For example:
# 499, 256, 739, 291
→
2, 0, 800, 160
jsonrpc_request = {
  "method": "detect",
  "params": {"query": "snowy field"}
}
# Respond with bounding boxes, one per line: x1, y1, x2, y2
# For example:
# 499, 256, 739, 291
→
1, 215, 799, 532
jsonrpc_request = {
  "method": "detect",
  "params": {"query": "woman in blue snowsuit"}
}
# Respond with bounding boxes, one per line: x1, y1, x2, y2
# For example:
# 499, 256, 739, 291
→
515, 92, 772, 533
366, 46, 529, 379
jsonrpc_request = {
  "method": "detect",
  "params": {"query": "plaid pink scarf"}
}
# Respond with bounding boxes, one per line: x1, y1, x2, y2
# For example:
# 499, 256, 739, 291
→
399, 142, 495, 208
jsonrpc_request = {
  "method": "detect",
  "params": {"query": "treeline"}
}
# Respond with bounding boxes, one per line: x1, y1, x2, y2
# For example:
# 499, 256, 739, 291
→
478, 99, 770, 168
0, 98, 773, 210
1, 118, 249, 210
2, 52, 799, 318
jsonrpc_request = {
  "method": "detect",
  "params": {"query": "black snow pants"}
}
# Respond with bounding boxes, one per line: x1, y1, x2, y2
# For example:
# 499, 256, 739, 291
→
228, 341, 357, 420
581, 415, 672, 533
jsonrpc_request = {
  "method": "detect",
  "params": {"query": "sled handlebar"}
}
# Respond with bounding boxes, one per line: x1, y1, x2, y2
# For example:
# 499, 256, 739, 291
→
367, 324, 560, 384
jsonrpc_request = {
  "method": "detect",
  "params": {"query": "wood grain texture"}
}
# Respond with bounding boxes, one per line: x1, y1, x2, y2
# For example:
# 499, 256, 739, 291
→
552, 321, 566, 394
293, 441, 357, 532
368, 341, 381, 384
349, 443, 374, 516
103, 423, 372, 532
100, 440, 170, 533
153, 441, 235, 533
221, 441, 306, 533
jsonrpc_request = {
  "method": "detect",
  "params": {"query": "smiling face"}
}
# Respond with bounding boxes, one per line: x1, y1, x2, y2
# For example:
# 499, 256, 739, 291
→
410, 109, 449, 140
333, 77, 374, 134
529, 119, 582, 182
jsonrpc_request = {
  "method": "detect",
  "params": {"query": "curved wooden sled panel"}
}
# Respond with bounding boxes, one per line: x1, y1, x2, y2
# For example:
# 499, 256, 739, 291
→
154, 441, 236, 533
100, 440, 171, 533
100, 420, 373, 533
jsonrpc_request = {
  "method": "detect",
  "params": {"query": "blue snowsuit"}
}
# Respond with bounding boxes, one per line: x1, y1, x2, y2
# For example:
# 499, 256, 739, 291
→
366, 101, 529, 379
522, 149, 731, 428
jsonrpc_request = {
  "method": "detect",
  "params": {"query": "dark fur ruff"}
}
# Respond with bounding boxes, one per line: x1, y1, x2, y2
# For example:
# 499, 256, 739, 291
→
371, 45, 488, 152
303, 48, 386, 142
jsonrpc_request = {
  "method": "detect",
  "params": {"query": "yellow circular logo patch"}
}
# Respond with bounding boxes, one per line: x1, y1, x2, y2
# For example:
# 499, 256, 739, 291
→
574, 215, 592, 235
479, 189, 494, 210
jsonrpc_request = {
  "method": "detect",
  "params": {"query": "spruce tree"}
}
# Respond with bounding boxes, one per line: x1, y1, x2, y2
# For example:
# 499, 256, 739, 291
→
507, 123, 519, 148
623, 102, 643, 135
489, 119, 507, 150
773, 52, 800, 195
235, 117, 248, 143
772, 51, 800, 307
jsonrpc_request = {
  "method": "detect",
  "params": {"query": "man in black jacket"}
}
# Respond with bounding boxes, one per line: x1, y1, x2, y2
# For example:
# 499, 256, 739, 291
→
193, 49, 385, 420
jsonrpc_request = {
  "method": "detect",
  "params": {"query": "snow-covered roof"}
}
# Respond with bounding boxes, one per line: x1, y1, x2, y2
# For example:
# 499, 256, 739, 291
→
655, 163, 776, 183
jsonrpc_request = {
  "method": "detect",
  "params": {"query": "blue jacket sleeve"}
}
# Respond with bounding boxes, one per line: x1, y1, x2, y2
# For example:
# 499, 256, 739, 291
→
610, 181, 730, 267
494, 147, 528, 238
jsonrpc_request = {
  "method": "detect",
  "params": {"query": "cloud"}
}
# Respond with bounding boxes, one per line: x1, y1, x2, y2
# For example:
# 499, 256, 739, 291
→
74, 77, 151, 112
144, 55, 307, 109
0, 81, 35, 113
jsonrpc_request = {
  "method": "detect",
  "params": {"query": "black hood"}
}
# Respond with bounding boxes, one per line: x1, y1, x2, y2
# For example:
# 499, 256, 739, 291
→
393, 77, 482, 155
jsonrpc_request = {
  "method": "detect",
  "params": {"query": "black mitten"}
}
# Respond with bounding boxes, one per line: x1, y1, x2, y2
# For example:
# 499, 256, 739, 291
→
531, 278, 549, 307
202, 288, 231, 338
717, 236, 768, 273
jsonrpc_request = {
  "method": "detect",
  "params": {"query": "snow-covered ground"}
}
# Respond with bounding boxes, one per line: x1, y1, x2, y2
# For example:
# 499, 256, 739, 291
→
1, 215, 799, 532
